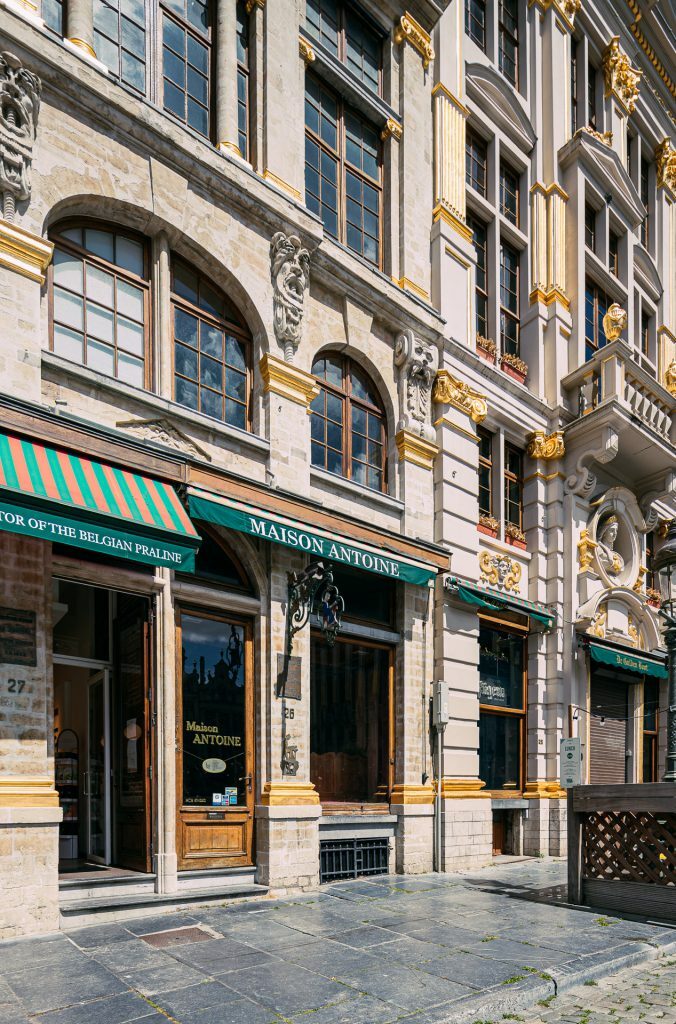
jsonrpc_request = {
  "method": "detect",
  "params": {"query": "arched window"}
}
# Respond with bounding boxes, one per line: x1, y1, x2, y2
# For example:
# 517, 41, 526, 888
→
310, 354, 386, 491
184, 525, 253, 593
50, 222, 149, 388
171, 257, 251, 430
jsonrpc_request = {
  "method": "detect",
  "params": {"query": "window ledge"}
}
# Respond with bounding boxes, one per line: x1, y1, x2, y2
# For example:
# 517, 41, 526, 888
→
479, 530, 532, 563
585, 250, 629, 301
41, 351, 270, 456
499, 216, 528, 251
310, 466, 404, 515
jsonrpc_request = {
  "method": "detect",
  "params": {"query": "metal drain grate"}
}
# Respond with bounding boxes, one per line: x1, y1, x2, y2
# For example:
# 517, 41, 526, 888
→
320, 838, 389, 883
140, 925, 214, 948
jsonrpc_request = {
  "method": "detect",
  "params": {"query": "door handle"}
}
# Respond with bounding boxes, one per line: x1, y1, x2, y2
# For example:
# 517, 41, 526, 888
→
83, 771, 89, 797
240, 774, 252, 792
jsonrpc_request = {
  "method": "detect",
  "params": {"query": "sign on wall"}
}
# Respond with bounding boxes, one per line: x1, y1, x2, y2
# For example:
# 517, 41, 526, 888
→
560, 737, 582, 789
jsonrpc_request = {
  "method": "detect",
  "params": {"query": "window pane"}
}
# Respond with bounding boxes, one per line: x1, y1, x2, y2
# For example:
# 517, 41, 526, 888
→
54, 288, 84, 331
118, 351, 144, 387
87, 339, 115, 376
479, 713, 521, 790
225, 399, 246, 428
53, 249, 83, 292
175, 307, 199, 346
117, 279, 144, 321
225, 369, 246, 401
53, 325, 84, 363
85, 228, 115, 262
175, 342, 198, 379
200, 354, 222, 390
117, 317, 144, 356
86, 301, 115, 343
202, 324, 223, 358
116, 236, 144, 277
87, 265, 115, 308
176, 375, 198, 409
200, 387, 222, 419
226, 335, 247, 371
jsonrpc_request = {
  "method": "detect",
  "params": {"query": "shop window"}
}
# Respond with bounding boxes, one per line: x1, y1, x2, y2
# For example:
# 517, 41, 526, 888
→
478, 427, 493, 518
585, 205, 596, 252
479, 624, 525, 791
161, 0, 212, 139
584, 278, 611, 361
504, 443, 523, 531
311, 637, 391, 803
500, 162, 519, 226
236, 0, 249, 158
466, 128, 487, 197
171, 258, 251, 430
499, 241, 520, 356
310, 353, 387, 491
183, 527, 253, 592
305, 0, 381, 95
643, 679, 659, 783
53, 579, 110, 661
498, 0, 518, 87
464, 0, 486, 50
94, 0, 147, 93
468, 214, 488, 340
331, 564, 396, 629
608, 230, 619, 276
50, 222, 149, 388
304, 74, 381, 265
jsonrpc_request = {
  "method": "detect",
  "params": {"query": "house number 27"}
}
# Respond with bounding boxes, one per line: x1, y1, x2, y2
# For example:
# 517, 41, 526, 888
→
6, 679, 26, 693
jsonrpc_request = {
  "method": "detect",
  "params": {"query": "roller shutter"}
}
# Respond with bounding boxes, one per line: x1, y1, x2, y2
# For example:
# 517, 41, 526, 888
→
589, 674, 628, 785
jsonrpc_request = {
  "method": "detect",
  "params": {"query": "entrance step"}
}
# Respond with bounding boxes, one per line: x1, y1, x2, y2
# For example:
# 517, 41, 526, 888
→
59, 881, 269, 928
177, 866, 257, 892
59, 872, 157, 902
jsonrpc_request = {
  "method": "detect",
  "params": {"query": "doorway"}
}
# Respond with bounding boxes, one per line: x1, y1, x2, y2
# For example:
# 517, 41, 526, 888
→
53, 580, 153, 875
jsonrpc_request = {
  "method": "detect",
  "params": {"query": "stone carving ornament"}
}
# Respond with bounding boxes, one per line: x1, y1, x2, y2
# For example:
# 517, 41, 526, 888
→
602, 36, 642, 114
394, 330, 438, 442
270, 231, 310, 362
655, 138, 676, 194
602, 303, 627, 342
0, 51, 41, 222
527, 430, 565, 460
479, 551, 521, 594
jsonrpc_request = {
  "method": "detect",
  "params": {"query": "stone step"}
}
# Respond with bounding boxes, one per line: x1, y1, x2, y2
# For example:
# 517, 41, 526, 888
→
59, 882, 269, 927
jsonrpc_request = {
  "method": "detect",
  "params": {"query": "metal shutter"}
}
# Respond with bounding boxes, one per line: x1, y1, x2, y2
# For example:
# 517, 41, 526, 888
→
589, 675, 628, 785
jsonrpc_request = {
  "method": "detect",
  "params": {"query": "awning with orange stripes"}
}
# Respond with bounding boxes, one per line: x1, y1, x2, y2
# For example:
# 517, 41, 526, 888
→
0, 433, 200, 571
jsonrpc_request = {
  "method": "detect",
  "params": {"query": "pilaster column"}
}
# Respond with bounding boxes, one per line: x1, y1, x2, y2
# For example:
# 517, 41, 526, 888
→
432, 85, 471, 244
66, 0, 97, 59
602, 36, 641, 167
262, 0, 304, 200
152, 231, 172, 398
215, 0, 241, 156
529, 183, 569, 309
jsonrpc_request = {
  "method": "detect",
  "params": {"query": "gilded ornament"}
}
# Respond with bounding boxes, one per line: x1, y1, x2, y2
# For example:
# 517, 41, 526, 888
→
245, 0, 264, 12
432, 370, 487, 424
587, 607, 607, 638
632, 565, 647, 594
577, 529, 598, 571
575, 126, 613, 147
655, 138, 676, 193
527, 430, 565, 460
602, 303, 627, 342
393, 12, 434, 70
602, 36, 642, 114
299, 38, 316, 64
501, 352, 528, 377
646, 587, 662, 606
505, 522, 526, 544
479, 513, 499, 533
479, 551, 522, 594
665, 359, 676, 396
381, 118, 403, 142
476, 334, 497, 358
627, 615, 641, 648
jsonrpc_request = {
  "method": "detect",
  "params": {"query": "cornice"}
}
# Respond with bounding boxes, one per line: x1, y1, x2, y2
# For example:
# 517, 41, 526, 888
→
393, 12, 434, 70
259, 354, 319, 409
0, 219, 53, 283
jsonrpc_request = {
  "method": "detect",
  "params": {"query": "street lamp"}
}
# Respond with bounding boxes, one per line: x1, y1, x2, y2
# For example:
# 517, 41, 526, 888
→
654, 518, 676, 782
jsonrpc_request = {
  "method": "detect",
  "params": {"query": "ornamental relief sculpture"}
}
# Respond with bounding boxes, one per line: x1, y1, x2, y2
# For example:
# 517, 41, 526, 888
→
602, 36, 642, 114
479, 551, 522, 594
527, 430, 565, 460
432, 369, 487, 424
0, 51, 41, 221
394, 330, 438, 442
655, 138, 676, 194
270, 231, 310, 362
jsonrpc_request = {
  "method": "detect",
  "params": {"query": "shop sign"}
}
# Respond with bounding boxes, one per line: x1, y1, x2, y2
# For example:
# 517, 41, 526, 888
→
480, 678, 507, 706
560, 737, 582, 789
0, 607, 36, 666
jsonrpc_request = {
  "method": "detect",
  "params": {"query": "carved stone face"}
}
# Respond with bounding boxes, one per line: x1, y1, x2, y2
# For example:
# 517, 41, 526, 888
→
602, 522, 618, 546
270, 232, 310, 353
0, 53, 41, 205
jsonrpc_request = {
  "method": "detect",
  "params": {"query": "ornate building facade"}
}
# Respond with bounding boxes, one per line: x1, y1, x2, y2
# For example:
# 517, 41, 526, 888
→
0, 0, 673, 938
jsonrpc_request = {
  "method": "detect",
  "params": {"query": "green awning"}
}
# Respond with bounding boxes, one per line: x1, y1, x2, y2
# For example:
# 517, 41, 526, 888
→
446, 576, 556, 629
0, 432, 200, 571
187, 488, 438, 586
584, 639, 668, 679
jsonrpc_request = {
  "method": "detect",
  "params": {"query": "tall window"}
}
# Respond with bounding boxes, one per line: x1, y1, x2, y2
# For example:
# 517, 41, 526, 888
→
479, 625, 526, 792
161, 0, 212, 139
571, 37, 579, 135
306, 0, 381, 95
466, 129, 487, 197
640, 158, 650, 248
643, 679, 659, 783
94, 0, 146, 92
236, 0, 249, 158
504, 444, 523, 531
584, 279, 610, 361
500, 242, 519, 356
305, 75, 381, 265
585, 205, 596, 251
50, 223, 148, 388
498, 0, 518, 86
310, 354, 386, 491
465, 0, 486, 50
43, 0, 63, 34
641, 311, 651, 356
171, 259, 250, 429
468, 215, 488, 339
478, 428, 493, 518
588, 62, 597, 129
500, 163, 519, 226
608, 230, 619, 276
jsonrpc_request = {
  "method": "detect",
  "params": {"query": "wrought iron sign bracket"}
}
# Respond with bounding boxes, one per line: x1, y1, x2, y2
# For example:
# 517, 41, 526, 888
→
286, 560, 344, 655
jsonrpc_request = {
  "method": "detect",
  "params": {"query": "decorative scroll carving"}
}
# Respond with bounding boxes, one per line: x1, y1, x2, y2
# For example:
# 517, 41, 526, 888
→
394, 330, 438, 442
565, 426, 619, 497
270, 232, 310, 362
432, 369, 487, 424
602, 36, 642, 114
299, 38, 316, 64
394, 13, 434, 69
527, 430, 565, 460
0, 52, 41, 222
116, 417, 211, 460
578, 529, 598, 571
479, 551, 522, 593
587, 607, 607, 638
381, 118, 403, 142
286, 561, 343, 656
575, 125, 613, 147
656, 138, 676, 193
602, 303, 627, 342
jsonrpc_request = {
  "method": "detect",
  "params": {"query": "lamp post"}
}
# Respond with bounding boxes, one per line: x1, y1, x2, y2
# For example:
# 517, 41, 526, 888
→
654, 518, 676, 782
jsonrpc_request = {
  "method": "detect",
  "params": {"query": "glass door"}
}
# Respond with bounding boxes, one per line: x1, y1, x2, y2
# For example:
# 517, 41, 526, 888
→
86, 669, 111, 863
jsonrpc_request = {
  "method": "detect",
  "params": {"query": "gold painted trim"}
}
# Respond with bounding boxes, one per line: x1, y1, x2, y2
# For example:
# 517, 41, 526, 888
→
0, 777, 60, 808
381, 118, 403, 142
395, 429, 438, 470
67, 37, 97, 58
523, 470, 565, 483
441, 778, 491, 799
433, 203, 473, 242
218, 141, 243, 157
0, 220, 54, 284
523, 780, 567, 799
432, 369, 487, 424
528, 0, 580, 30
260, 781, 320, 806
393, 12, 434, 69
626, 12, 675, 99
655, 139, 676, 195
390, 783, 435, 805
602, 36, 642, 114
394, 276, 429, 300
433, 415, 480, 443
431, 82, 470, 116
299, 37, 316, 63
529, 287, 571, 310
259, 353, 319, 408
262, 169, 302, 201
245, 0, 264, 11
527, 430, 565, 460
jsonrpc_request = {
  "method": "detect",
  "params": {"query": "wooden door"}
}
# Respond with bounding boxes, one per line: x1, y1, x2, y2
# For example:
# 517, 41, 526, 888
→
176, 610, 254, 870
492, 812, 505, 855
113, 596, 153, 872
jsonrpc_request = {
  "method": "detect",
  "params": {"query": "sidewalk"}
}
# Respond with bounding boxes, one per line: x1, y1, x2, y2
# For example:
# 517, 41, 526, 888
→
1, 860, 675, 1024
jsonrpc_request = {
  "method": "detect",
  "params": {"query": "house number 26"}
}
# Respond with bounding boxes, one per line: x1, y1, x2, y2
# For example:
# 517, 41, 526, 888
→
283, 707, 295, 720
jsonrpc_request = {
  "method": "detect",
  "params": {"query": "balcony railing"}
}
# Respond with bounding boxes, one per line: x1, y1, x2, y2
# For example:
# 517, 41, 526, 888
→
563, 340, 674, 443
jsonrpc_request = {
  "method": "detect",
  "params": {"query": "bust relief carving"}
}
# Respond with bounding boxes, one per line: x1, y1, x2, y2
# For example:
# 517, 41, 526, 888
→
596, 514, 624, 577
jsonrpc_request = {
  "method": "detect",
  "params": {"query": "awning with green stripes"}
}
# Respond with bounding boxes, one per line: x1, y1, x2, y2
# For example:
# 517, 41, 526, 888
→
581, 638, 668, 679
0, 432, 200, 571
445, 575, 556, 629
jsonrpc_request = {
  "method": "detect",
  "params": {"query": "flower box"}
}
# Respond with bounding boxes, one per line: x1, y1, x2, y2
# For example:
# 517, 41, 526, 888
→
500, 353, 528, 384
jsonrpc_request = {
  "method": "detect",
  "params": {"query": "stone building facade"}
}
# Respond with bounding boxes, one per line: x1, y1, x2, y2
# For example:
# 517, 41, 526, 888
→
0, 0, 673, 939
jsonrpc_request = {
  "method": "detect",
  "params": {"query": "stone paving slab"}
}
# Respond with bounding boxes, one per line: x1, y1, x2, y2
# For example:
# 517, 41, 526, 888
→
0, 860, 675, 1024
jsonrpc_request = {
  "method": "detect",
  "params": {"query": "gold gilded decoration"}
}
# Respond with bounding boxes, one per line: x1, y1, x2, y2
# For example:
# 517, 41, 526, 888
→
299, 38, 316, 64
390, 783, 435, 805
505, 522, 526, 544
245, 0, 265, 11
528, 0, 580, 29
68, 37, 98, 58
602, 36, 642, 114
523, 780, 567, 799
479, 513, 499, 533
501, 352, 528, 377
632, 565, 647, 594
381, 118, 403, 142
218, 141, 243, 157
0, 220, 53, 283
646, 587, 661, 606
394, 12, 434, 69
575, 126, 613, 148
395, 429, 439, 470
625, 8, 675, 102
587, 607, 607, 638
602, 303, 627, 342
432, 203, 474, 242
0, 777, 60, 808
578, 529, 598, 572
262, 169, 302, 200
432, 369, 488, 424
665, 360, 676, 397
259, 353, 319, 409
655, 139, 676, 193
627, 614, 642, 649
476, 334, 497, 358
527, 430, 565, 460
260, 782, 320, 806
395, 276, 429, 300
479, 551, 522, 593
658, 519, 671, 539
441, 778, 491, 799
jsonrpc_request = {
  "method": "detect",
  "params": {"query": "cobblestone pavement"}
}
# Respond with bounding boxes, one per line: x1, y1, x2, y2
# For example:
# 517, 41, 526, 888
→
0, 860, 675, 1024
